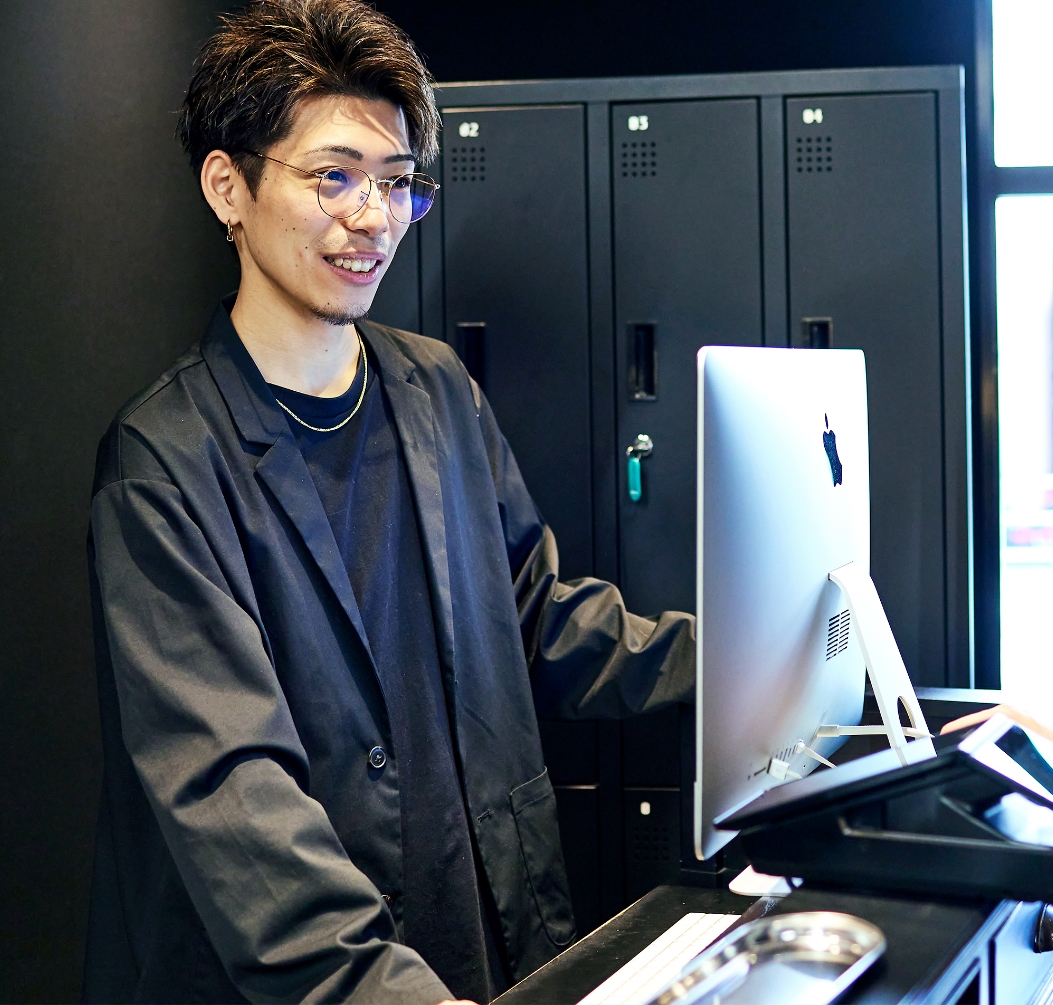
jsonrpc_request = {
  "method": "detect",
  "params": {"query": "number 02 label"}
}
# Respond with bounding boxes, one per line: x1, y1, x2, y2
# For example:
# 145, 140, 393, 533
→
458, 121, 480, 138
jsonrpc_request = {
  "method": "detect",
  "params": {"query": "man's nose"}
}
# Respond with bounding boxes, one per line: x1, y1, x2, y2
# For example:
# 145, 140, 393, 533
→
346, 185, 390, 237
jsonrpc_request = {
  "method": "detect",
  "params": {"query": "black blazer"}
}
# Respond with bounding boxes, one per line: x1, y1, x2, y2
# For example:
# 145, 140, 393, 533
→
83, 302, 695, 1004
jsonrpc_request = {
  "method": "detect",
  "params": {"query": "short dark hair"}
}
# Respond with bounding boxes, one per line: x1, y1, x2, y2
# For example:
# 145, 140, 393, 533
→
177, 0, 440, 194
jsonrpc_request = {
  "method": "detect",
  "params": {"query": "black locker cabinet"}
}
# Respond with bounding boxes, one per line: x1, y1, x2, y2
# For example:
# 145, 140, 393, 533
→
438, 104, 608, 934
441, 105, 593, 580
612, 98, 764, 617
375, 67, 970, 937
611, 99, 764, 904
786, 93, 950, 687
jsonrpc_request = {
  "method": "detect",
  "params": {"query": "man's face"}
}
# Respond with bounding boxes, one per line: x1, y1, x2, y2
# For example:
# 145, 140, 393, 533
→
235, 94, 414, 323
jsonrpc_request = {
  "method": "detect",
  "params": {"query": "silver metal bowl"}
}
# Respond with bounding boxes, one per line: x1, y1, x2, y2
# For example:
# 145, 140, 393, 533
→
647, 911, 886, 1005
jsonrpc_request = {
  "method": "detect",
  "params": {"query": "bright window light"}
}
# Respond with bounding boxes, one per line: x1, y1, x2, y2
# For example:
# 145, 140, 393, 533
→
993, 0, 1053, 167
997, 194, 1053, 703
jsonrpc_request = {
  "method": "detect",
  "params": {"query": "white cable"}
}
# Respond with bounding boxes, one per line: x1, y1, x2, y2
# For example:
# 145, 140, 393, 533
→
767, 758, 802, 781
794, 740, 836, 769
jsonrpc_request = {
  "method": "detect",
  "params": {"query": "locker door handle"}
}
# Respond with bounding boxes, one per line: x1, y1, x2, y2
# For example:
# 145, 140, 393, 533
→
626, 434, 653, 502
629, 323, 657, 400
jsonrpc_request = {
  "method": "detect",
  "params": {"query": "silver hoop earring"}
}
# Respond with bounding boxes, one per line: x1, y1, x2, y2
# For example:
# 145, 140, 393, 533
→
226, 221, 234, 242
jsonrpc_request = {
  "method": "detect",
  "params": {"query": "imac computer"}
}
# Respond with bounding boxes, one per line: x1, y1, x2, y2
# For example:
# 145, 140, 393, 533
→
693, 346, 936, 862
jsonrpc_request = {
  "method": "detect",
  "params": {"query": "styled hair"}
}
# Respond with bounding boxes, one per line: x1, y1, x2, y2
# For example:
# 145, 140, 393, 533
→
177, 0, 440, 194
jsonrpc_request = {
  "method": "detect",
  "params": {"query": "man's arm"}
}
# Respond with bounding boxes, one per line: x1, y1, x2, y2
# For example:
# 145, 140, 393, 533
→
91, 475, 451, 1005
941, 705, 1053, 742
472, 386, 695, 720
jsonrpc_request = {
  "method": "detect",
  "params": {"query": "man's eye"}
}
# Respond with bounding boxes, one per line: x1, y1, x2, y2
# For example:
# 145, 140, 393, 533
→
388, 175, 411, 189
322, 169, 351, 185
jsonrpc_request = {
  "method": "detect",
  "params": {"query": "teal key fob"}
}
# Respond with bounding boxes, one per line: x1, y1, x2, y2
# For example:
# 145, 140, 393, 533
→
626, 434, 653, 502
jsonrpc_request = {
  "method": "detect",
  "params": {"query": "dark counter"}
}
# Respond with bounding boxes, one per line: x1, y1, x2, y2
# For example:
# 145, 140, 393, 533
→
496, 884, 1049, 1005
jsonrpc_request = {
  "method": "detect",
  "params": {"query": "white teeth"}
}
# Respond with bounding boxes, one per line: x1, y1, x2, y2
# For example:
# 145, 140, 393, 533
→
330, 256, 377, 272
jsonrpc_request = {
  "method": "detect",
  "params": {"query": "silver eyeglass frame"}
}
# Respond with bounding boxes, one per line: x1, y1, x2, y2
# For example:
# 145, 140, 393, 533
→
245, 150, 440, 224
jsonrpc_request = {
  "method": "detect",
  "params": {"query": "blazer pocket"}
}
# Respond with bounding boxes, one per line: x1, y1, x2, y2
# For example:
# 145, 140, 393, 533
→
509, 768, 576, 947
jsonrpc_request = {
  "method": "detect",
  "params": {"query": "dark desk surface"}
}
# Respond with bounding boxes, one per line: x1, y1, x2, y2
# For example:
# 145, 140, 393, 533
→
494, 887, 759, 1005
496, 885, 1003, 1005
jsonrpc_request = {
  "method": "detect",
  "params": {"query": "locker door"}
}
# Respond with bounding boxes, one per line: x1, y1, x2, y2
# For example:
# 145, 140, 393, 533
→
613, 100, 763, 617
538, 720, 602, 935
786, 93, 945, 685
367, 223, 419, 333
442, 105, 592, 579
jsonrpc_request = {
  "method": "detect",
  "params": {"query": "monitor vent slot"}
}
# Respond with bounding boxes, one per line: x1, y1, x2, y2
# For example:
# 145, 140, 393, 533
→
621, 140, 657, 178
448, 146, 486, 182
826, 609, 850, 660
795, 134, 833, 174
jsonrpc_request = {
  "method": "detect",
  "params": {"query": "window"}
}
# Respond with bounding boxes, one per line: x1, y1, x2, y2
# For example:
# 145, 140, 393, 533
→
987, 1, 1053, 692
996, 195, 1053, 695
993, 0, 1053, 167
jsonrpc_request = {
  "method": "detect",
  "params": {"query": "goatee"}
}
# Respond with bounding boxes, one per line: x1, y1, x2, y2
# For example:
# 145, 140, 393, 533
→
310, 303, 368, 326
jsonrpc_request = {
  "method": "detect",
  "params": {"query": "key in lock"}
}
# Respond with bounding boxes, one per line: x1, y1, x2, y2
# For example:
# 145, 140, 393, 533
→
626, 434, 653, 502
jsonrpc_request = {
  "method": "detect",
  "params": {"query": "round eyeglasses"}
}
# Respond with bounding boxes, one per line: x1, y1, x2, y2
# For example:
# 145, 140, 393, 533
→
246, 151, 440, 224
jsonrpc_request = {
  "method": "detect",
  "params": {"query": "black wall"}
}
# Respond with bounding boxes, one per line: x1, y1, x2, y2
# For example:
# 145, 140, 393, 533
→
0, 1, 977, 1001
0, 4, 238, 1001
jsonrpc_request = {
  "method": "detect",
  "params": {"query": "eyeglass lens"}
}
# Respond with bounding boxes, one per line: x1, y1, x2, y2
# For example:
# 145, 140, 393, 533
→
317, 168, 436, 224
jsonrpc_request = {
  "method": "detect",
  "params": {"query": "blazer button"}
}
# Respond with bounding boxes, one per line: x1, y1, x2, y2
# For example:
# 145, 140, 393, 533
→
368, 746, 387, 769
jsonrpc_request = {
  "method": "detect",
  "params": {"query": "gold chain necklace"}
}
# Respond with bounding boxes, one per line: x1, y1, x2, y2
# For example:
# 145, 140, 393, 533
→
274, 332, 369, 433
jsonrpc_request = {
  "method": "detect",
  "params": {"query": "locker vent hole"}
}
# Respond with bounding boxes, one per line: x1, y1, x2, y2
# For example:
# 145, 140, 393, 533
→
795, 134, 833, 173
826, 609, 850, 660
631, 822, 672, 863
621, 140, 657, 178
448, 146, 486, 183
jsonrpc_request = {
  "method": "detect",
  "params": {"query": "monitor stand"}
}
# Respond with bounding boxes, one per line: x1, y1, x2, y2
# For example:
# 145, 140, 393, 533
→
813, 561, 937, 767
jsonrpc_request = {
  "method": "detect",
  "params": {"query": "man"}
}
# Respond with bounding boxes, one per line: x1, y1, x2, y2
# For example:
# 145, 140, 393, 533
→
84, 2, 694, 1003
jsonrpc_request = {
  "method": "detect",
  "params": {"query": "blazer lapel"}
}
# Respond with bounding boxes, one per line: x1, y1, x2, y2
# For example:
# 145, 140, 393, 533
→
363, 323, 457, 679
200, 302, 378, 672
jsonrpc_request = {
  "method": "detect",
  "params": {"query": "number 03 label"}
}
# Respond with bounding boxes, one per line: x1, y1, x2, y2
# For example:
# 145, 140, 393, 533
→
628, 115, 649, 131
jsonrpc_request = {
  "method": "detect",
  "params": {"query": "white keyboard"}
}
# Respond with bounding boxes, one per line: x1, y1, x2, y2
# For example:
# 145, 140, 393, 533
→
577, 912, 740, 1005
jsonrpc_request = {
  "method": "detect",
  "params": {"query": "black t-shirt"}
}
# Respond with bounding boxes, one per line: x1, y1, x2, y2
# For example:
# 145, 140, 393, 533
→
269, 343, 507, 1002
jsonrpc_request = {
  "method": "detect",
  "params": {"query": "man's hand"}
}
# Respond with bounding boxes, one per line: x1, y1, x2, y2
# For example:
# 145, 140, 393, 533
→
940, 704, 1053, 743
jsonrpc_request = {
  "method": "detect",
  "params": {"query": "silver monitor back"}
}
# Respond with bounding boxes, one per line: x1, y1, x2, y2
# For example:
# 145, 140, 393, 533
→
694, 346, 870, 860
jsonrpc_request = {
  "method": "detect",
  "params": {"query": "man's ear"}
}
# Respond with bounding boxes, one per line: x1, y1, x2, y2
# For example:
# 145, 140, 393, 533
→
200, 150, 245, 230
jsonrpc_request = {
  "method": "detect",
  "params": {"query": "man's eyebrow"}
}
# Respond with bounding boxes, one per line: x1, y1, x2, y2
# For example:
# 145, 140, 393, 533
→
300, 145, 415, 165
302, 145, 363, 160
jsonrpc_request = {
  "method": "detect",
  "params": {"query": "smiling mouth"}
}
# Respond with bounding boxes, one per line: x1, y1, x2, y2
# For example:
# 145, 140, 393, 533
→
325, 255, 380, 274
